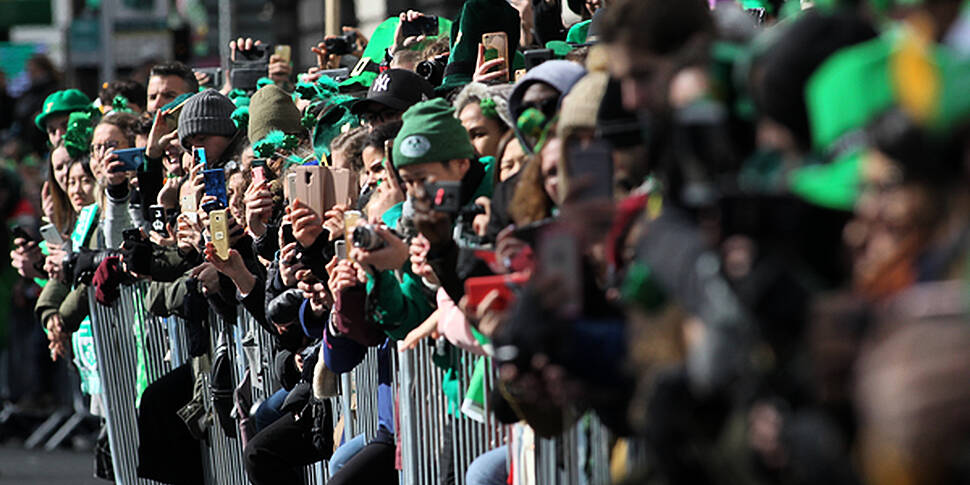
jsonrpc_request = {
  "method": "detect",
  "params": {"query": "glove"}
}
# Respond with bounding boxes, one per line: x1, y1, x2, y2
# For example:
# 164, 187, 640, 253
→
92, 256, 125, 305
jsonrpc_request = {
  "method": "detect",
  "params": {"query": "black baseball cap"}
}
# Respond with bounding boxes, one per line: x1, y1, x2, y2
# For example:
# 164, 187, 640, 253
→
350, 69, 435, 115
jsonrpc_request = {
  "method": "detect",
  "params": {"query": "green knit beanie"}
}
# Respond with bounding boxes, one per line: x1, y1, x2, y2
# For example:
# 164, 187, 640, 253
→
248, 84, 303, 143
393, 98, 475, 168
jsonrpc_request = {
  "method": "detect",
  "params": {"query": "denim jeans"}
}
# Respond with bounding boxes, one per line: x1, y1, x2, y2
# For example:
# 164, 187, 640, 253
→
466, 445, 508, 485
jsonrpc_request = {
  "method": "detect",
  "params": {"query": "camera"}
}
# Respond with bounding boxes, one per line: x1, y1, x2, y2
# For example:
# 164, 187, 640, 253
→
324, 31, 358, 57
416, 54, 448, 87
229, 43, 273, 93
352, 224, 385, 251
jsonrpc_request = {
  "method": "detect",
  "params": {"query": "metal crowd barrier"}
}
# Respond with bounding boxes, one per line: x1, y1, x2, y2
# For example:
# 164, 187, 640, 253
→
397, 342, 509, 485
88, 282, 329, 485
88, 280, 623, 485
87, 282, 174, 485
340, 346, 381, 445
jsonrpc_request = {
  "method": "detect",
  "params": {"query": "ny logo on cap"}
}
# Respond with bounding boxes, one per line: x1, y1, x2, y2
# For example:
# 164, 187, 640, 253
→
373, 73, 391, 93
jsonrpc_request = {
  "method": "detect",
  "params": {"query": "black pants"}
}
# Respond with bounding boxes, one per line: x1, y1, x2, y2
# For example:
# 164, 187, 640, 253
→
328, 428, 398, 485
244, 412, 323, 485
137, 363, 204, 485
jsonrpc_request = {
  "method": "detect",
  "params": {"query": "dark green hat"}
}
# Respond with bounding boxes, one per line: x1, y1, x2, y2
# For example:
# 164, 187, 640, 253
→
393, 98, 475, 168
248, 84, 303, 143
35, 89, 92, 131
439, 0, 521, 92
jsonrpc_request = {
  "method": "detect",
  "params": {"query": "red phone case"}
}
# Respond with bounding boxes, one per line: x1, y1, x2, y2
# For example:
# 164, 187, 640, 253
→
464, 272, 530, 313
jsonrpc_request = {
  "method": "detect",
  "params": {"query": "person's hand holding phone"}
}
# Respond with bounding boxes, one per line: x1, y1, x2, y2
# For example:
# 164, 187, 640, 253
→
496, 225, 534, 273
323, 204, 347, 241
474, 44, 508, 83
349, 224, 409, 271
279, 242, 305, 287
268, 53, 292, 84
149, 220, 177, 247
190, 162, 206, 208
327, 257, 363, 296
44, 243, 69, 282
103, 151, 129, 186
409, 233, 438, 283
146, 110, 179, 159
176, 213, 203, 254
190, 262, 221, 296
298, 278, 331, 317
392, 10, 431, 55
288, 199, 324, 247
10, 235, 44, 279
203, 243, 256, 293
410, 181, 454, 247
244, 179, 274, 237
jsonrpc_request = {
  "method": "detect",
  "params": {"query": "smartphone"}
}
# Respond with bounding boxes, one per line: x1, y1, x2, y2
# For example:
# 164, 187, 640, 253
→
523, 49, 554, 70
201, 200, 224, 213
286, 171, 297, 203
424, 181, 462, 213
464, 272, 530, 313
122, 228, 144, 243
180, 192, 198, 216
161, 93, 192, 132
319, 68, 351, 82
12, 226, 35, 244
334, 239, 347, 260
209, 209, 230, 260
203, 168, 229, 208
251, 158, 268, 186
293, 165, 335, 217
111, 147, 146, 173
537, 225, 582, 318
401, 15, 439, 38
274, 45, 291, 63
39, 223, 64, 246
565, 139, 614, 201
193, 147, 207, 168
149, 205, 168, 237
281, 223, 296, 246
510, 217, 556, 246
481, 32, 509, 83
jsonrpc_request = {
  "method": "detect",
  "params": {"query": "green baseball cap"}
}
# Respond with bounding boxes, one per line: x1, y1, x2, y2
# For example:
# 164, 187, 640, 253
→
393, 98, 475, 168
34, 89, 92, 131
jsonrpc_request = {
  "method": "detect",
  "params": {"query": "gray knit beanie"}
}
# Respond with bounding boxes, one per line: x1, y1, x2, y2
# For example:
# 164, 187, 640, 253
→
178, 89, 237, 149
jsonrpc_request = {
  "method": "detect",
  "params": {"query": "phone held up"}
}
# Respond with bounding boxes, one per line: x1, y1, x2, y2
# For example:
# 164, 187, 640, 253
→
481, 32, 509, 83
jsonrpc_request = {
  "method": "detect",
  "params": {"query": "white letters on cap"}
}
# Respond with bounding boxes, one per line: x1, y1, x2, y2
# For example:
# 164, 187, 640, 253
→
373, 73, 391, 93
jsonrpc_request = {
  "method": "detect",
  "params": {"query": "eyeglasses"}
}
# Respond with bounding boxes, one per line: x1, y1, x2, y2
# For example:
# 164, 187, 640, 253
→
91, 140, 120, 153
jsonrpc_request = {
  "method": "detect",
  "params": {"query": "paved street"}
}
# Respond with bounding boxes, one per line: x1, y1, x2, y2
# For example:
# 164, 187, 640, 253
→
0, 445, 103, 484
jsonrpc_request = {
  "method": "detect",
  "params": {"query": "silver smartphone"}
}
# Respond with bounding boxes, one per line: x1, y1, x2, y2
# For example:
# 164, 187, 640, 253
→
335, 239, 347, 260
39, 223, 64, 246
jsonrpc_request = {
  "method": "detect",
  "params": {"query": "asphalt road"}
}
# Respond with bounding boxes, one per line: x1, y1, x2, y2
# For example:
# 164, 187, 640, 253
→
0, 445, 103, 485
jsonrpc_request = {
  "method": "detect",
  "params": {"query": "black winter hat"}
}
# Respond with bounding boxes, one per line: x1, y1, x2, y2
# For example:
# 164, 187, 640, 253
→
178, 89, 238, 149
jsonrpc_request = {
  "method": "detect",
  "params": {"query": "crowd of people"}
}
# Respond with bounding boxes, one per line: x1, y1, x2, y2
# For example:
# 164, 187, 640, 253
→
3, 0, 970, 483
